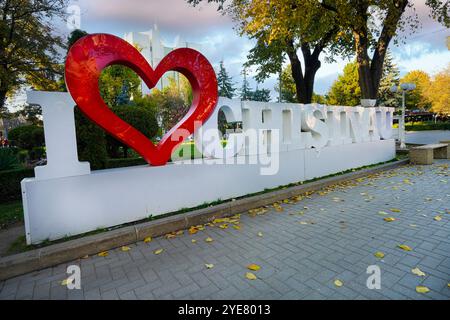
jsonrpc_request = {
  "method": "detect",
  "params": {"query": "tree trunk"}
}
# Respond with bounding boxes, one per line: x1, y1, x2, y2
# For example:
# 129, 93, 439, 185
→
353, 0, 408, 101
286, 41, 321, 104
0, 89, 7, 113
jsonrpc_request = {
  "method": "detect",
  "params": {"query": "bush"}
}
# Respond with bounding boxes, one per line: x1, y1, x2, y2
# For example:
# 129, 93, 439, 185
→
107, 105, 159, 158
0, 168, 34, 202
105, 157, 147, 169
8, 125, 44, 150
0, 148, 19, 171
74, 108, 108, 170
29, 146, 46, 160
395, 121, 450, 131
17, 150, 29, 164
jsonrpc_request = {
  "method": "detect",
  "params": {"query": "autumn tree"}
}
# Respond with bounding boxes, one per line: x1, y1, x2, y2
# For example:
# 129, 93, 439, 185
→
327, 61, 361, 106
319, 0, 449, 101
426, 65, 450, 115
217, 61, 236, 98
400, 70, 432, 110
188, 0, 350, 104
0, 0, 68, 113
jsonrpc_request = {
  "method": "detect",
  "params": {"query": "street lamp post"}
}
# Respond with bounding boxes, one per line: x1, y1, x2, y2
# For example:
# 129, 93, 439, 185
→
390, 83, 416, 149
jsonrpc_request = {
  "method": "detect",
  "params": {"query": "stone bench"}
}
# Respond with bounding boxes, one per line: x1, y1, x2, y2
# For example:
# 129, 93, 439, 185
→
410, 143, 450, 165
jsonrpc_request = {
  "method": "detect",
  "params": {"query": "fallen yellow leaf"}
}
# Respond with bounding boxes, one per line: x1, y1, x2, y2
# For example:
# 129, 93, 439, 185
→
121, 246, 130, 252
189, 226, 198, 234
411, 267, 426, 277
233, 225, 241, 230
416, 286, 430, 293
219, 224, 228, 229
384, 217, 396, 222
398, 244, 412, 251
191, 239, 197, 243
205, 263, 214, 269
98, 251, 108, 257
245, 272, 257, 280
434, 215, 442, 221
374, 251, 385, 259
257, 232, 263, 237
247, 264, 261, 271
61, 278, 74, 286
390, 208, 401, 213
143, 237, 152, 243
154, 248, 163, 255
205, 237, 213, 243
378, 211, 388, 215
334, 279, 343, 287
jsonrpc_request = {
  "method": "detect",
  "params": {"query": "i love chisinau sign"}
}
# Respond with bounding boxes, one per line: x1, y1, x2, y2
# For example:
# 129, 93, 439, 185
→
21, 33, 395, 244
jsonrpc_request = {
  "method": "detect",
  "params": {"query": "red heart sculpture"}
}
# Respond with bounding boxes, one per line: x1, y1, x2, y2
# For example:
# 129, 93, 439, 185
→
65, 33, 218, 166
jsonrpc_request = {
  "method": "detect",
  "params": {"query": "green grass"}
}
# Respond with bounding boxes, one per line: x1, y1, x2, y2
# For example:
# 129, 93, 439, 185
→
0, 201, 23, 228
393, 121, 450, 131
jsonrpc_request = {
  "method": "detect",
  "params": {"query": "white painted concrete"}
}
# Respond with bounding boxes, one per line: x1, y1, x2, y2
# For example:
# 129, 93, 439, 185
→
21, 93, 396, 244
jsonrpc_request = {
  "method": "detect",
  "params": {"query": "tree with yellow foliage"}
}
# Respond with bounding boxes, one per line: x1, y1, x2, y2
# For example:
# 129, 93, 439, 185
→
426, 65, 450, 115
400, 70, 432, 111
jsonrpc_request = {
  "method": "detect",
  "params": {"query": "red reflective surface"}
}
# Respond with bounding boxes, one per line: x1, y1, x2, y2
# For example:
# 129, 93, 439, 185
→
65, 34, 218, 166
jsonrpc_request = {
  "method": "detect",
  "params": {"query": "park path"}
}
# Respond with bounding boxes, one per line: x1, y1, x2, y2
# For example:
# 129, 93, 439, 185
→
406, 130, 450, 145
0, 160, 449, 300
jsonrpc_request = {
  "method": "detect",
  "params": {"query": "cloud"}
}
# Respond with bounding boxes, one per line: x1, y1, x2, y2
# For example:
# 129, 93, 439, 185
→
76, 0, 231, 37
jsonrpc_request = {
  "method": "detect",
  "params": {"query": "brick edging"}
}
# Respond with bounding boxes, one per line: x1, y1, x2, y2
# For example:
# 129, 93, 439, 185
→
0, 159, 409, 281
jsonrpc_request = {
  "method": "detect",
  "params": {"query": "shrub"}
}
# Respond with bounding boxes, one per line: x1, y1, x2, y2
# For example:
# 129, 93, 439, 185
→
0, 148, 19, 171
107, 105, 159, 158
105, 157, 147, 169
17, 150, 29, 164
74, 108, 108, 170
0, 168, 34, 202
29, 146, 46, 160
8, 125, 45, 150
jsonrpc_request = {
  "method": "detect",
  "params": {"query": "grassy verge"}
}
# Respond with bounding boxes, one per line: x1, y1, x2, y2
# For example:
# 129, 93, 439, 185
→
393, 121, 450, 131
3, 156, 404, 255
0, 201, 23, 229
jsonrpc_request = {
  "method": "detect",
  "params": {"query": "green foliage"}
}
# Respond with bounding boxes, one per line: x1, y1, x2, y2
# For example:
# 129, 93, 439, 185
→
99, 65, 142, 108
68, 29, 88, 48
74, 108, 108, 170
0, 201, 23, 228
29, 146, 46, 161
327, 61, 361, 106
0, 168, 34, 202
104, 157, 147, 169
8, 125, 45, 150
0, 0, 69, 110
378, 52, 401, 108
250, 88, 271, 102
393, 121, 450, 131
276, 65, 297, 103
15, 104, 43, 125
217, 61, 236, 98
0, 148, 19, 171
240, 67, 252, 100
107, 105, 158, 158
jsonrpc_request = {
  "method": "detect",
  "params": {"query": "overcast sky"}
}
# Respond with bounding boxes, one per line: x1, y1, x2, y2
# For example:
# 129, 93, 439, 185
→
7, 0, 450, 109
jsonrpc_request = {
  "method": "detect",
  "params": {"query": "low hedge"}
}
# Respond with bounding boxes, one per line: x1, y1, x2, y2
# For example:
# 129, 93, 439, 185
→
394, 121, 450, 131
104, 157, 147, 169
0, 168, 35, 202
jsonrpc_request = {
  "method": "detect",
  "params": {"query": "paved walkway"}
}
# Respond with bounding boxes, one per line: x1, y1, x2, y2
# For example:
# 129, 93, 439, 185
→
1, 160, 449, 300
406, 130, 450, 145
